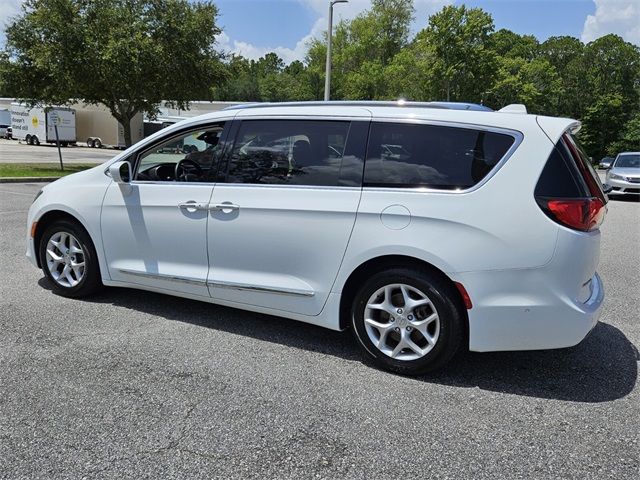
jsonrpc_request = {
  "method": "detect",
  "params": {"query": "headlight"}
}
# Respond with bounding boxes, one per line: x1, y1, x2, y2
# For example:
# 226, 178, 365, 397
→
609, 173, 624, 181
32, 189, 43, 204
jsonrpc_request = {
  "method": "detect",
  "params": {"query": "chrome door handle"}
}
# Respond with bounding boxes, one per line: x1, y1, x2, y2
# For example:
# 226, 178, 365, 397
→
210, 203, 240, 212
178, 202, 209, 211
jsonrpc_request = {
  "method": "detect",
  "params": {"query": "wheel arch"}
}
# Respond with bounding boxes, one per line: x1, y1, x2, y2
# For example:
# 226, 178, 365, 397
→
33, 209, 92, 268
337, 254, 469, 345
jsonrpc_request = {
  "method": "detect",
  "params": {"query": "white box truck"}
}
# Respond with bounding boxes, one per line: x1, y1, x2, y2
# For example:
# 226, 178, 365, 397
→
10, 104, 77, 146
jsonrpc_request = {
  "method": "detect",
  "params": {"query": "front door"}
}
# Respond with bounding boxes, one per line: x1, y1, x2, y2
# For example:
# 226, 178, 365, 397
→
101, 122, 229, 296
206, 118, 369, 316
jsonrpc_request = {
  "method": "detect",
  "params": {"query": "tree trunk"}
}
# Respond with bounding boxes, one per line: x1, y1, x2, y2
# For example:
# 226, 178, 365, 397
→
120, 118, 133, 148
110, 109, 135, 147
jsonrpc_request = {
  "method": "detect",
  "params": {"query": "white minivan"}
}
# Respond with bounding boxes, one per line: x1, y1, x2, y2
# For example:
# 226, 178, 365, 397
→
26, 102, 607, 374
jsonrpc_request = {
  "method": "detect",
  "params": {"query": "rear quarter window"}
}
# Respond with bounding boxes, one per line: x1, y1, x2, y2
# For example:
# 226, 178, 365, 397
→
363, 122, 515, 189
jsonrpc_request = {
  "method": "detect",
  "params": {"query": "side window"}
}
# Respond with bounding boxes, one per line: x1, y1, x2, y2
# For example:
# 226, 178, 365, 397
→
225, 120, 351, 186
135, 122, 226, 182
364, 122, 515, 189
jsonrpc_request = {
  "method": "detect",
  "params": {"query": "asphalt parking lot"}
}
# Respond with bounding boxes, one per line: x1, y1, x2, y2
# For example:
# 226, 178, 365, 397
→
0, 138, 115, 164
0, 183, 638, 479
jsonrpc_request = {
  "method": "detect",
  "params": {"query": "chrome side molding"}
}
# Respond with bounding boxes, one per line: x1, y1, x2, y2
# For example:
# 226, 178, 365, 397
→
117, 269, 206, 286
117, 269, 315, 297
208, 280, 315, 297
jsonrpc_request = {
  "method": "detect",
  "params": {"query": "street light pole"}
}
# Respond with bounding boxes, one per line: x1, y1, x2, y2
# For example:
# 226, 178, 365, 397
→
324, 0, 348, 101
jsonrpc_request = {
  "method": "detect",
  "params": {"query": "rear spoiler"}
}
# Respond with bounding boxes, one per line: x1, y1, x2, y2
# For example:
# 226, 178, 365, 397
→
536, 116, 581, 145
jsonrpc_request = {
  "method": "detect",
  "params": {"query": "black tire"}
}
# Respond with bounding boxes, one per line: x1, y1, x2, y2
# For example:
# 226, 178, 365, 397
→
350, 267, 463, 375
93, 138, 102, 148
38, 220, 103, 298
33, 136, 40, 146
87, 138, 95, 148
26, 135, 32, 145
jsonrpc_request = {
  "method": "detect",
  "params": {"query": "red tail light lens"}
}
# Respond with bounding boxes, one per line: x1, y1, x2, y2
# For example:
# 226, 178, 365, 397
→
544, 198, 605, 232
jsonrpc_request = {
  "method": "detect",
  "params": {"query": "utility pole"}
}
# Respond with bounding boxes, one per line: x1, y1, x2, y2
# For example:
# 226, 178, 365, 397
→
324, 0, 348, 101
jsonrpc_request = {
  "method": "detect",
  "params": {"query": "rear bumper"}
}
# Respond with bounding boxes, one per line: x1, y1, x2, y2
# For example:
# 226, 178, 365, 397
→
463, 271, 604, 352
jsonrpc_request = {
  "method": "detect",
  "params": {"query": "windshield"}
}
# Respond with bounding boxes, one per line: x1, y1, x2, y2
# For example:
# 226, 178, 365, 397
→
614, 154, 640, 169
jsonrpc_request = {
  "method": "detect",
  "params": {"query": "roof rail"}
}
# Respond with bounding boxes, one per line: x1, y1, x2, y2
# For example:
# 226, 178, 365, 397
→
223, 100, 493, 112
498, 104, 528, 114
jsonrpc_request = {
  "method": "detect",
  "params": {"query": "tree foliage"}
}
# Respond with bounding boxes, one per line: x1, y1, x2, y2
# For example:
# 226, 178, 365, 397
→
3, 0, 226, 145
2, 1, 639, 157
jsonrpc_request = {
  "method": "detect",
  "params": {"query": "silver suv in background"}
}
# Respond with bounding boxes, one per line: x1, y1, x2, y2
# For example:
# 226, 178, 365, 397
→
604, 152, 640, 196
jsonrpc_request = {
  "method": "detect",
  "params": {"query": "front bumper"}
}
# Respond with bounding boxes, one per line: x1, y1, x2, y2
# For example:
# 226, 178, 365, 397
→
605, 177, 640, 195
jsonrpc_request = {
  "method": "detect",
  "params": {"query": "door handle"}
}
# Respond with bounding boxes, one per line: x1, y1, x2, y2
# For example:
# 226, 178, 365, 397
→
178, 202, 209, 211
210, 202, 240, 213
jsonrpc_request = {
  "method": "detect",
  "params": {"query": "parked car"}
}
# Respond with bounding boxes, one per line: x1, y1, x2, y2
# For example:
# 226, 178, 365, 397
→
598, 156, 614, 169
26, 101, 607, 375
603, 152, 640, 197
0, 124, 11, 139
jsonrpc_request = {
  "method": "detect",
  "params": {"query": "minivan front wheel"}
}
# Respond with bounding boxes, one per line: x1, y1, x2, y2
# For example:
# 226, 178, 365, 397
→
351, 268, 463, 375
39, 220, 102, 297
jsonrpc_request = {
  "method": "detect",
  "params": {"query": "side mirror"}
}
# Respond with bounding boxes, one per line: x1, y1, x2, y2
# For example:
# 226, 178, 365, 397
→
602, 183, 613, 194
109, 160, 131, 183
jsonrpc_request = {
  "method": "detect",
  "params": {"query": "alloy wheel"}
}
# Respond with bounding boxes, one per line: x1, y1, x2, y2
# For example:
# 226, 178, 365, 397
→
45, 231, 86, 288
364, 283, 440, 361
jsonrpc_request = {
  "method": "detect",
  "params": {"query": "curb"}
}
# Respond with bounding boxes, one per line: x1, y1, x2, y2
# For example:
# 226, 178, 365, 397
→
0, 177, 60, 183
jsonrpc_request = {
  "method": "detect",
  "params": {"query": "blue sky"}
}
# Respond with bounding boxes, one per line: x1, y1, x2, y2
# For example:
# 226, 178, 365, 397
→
2, 0, 639, 62
213, 0, 639, 62
216, 0, 592, 50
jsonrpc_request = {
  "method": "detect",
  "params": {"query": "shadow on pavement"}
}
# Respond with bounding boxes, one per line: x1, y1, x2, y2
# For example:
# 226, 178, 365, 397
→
40, 279, 638, 404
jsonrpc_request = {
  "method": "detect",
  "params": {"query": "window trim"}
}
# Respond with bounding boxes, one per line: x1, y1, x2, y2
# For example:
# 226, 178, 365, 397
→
129, 120, 233, 185
219, 118, 362, 188
362, 118, 524, 194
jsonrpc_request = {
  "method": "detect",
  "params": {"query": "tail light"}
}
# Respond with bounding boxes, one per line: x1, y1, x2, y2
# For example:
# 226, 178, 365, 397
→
538, 197, 605, 232
535, 132, 607, 232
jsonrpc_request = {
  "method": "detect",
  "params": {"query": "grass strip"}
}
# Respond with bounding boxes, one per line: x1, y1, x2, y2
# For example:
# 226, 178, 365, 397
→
0, 163, 96, 178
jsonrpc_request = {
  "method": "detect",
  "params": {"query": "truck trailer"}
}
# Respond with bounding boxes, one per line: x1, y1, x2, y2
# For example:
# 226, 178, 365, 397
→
74, 104, 143, 149
10, 104, 77, 146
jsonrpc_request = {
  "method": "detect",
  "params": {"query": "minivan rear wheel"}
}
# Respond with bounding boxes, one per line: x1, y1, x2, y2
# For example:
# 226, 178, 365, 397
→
39, 220, 102, 298
351, 268, 463, 375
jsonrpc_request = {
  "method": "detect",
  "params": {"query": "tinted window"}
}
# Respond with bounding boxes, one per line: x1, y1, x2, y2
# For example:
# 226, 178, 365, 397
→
535, 143, 589, 198
364, 122, 515, 189
225, 120, 351, 186
135, 123, 226, 182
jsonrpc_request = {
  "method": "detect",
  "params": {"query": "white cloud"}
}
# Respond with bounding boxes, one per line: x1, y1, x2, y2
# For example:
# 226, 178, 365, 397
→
217, 17, 326, 64
0, 0, 22, 26
582, 0, 640, 45
219, 0, 450, 63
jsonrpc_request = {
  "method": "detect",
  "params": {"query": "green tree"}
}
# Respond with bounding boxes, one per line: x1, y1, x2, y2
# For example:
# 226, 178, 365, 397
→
213, 55, 260, 101
539, 36, 587, 117
0, 52, 12, 97
610, 113, 640, 154
579, 94, 631, 160
486, 57, 562, 114
3, 0, 226, 146
412, 5, 496, 102
488, 29, 539, 60
306, 0, 414, 100
582, 34, 640, 105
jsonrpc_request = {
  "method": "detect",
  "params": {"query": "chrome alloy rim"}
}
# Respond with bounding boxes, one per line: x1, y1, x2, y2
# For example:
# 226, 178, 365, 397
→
45, 231, 85, 288
364, 284, 440, 361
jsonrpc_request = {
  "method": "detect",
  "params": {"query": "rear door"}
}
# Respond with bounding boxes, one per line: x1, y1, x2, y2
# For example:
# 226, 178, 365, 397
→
206, 116, 369, 316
